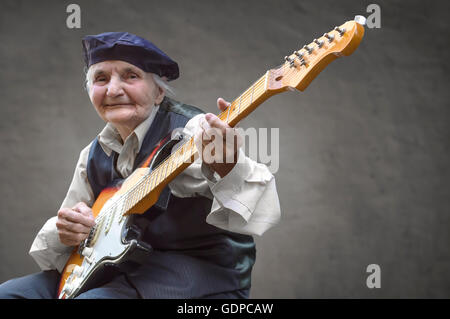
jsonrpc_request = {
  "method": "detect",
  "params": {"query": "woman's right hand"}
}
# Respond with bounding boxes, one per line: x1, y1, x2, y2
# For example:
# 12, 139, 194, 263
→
56, 202, 96, 247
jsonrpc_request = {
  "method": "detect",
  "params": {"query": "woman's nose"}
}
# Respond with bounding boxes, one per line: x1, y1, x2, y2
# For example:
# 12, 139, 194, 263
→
106, 77, 125, 97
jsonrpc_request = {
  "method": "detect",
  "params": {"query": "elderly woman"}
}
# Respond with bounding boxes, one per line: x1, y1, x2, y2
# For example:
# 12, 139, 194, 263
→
0, 32, 280, 299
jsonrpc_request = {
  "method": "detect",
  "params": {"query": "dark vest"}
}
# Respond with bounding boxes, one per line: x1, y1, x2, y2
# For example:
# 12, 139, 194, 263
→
86, 97, 256, 298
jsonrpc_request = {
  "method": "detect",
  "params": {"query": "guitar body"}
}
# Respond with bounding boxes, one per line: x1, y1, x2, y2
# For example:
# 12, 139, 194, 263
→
57, 174, 155, 298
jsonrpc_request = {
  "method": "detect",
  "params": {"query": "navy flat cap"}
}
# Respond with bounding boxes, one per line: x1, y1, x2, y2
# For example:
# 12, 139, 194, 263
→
82, 32, 179, 81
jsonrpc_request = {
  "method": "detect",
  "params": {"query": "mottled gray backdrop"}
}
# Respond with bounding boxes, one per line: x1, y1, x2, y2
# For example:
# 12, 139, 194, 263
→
0, 0, 449, 298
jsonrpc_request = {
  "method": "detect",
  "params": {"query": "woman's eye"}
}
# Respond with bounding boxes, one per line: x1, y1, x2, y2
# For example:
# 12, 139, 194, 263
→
95, 77, 106, 82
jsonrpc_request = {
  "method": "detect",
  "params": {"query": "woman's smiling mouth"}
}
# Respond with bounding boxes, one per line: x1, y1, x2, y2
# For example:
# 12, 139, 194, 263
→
104, 103, 134, 107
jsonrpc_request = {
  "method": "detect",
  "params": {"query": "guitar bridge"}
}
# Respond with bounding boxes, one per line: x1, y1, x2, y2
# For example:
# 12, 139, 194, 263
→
78, 224, 96, 256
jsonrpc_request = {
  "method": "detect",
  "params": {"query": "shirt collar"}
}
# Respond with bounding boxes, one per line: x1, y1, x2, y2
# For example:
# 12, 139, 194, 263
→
97, 105, 160, 156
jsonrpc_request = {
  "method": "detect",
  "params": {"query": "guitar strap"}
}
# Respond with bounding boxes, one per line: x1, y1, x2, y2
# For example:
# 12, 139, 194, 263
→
134, 132, 183, 212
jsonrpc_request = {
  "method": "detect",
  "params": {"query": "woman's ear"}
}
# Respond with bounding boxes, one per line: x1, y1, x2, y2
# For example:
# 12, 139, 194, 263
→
155, 85, 165, 105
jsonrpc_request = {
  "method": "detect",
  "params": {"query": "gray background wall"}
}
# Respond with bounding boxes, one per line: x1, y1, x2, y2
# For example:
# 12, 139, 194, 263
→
0, 0, 449, 298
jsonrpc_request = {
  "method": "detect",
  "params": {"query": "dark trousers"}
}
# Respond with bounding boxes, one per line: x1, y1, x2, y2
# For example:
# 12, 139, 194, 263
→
0, 270, 249, 299
0, 270, 139, 299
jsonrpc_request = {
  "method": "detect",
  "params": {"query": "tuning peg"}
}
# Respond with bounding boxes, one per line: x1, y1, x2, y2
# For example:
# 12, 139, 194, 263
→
294, 50, 304, 58
354, 15, 366, 26
313, 38, 324, 48
334, 26, 346, 36
284, 56, 296, 67
299, 58, 306, 66
303, 45, 313, 54
323, 33, 334, 42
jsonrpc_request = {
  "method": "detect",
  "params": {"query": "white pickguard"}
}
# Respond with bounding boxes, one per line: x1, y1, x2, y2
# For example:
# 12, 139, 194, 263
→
59, 195, 133, 298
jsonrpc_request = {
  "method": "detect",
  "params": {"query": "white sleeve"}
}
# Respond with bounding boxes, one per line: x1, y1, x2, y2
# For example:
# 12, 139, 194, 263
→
28, 143, 94, 272
169, 115, 281, 236
203, 148, 281, 236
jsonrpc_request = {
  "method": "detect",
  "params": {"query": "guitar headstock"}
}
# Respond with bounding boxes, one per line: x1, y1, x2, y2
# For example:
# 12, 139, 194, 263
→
267, 17, 365, 92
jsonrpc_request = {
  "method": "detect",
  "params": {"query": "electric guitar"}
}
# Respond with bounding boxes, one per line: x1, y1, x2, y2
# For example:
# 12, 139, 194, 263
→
58, 16, 366, 298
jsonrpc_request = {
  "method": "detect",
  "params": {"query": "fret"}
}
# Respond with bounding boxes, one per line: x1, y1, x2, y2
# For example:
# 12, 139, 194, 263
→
127, 190, 134, 209
184, 140, 190, 163
144, 174, 151, 193
178, 146, 185, 166
191, 137, 197, 160
182, 141, 189, 164
188, 138, 195, 162
255, 79, 264, 96
136, 181, 144, 203
161, 160, 169, 182
150, 167, 159, 190
171, 154, 177, 173
158, 163, 165, 184
154, 165, 162, 187
264, 70, 269, 90
136, 181, 142, 201
171, 150, 178, 173
124, 194, 131, 212
136, 183, 143, 203
166, 157, 173, 177
129, 189, 137, 209
149, 173, 156, 191
190, 138, 196, 161
140, 178, 148, 198
226, 104, 231, 124
158, 163, 165, 185
149, 169, 156, 189
127, 192, 133, 211
237, 94, 242, 118
250, 83, 255, 104
139, 180, 146, 202
152, 169, 159, 188
153, 167, 159, 188
133, 184, 140, 204
169, 153, 176, 172
149, 173, 154, 191
241, 89, 251, 113
180, 144, 188, 164
173, 147, 182, 171
141, 177, 147, 197
181, 141, 189, 164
